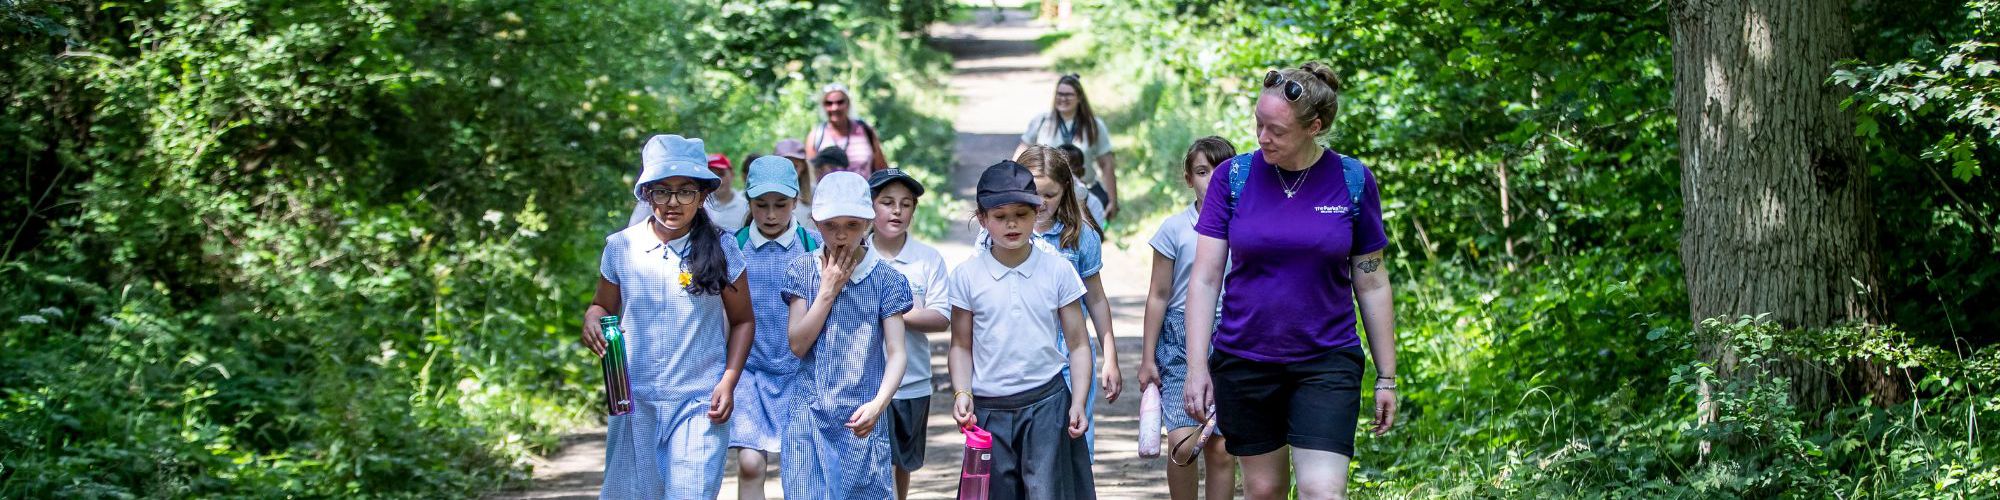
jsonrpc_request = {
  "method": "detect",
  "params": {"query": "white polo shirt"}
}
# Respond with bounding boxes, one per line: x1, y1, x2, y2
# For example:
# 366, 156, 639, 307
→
947, 246, 1086, 398
883, 237, 952, 400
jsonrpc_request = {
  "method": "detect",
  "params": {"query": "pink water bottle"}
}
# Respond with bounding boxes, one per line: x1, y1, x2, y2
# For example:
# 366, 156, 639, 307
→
1137, 384, 1162, 457
957, 424, 993, 500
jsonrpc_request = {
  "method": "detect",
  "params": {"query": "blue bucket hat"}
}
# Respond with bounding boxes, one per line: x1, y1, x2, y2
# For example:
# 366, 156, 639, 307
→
744, 156, 801, 199
634, 134, 720, 202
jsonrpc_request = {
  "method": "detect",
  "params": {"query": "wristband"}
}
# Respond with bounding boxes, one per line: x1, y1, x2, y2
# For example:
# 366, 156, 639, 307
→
952, 390, 972, 401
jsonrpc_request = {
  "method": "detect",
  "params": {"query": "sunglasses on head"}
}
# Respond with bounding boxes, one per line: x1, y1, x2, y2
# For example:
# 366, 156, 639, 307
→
1264, 70, 1305, 102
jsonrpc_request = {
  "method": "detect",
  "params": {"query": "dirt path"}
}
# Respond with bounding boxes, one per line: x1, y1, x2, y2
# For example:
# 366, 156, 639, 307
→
494, 7, 1173, 499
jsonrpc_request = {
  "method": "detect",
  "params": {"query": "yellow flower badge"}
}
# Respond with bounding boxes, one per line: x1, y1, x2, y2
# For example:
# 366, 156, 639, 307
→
678, 270, 692, 287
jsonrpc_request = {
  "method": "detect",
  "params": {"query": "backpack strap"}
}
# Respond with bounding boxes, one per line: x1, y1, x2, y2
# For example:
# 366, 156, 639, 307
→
796, 226, 818, 252
734, 227, 752, 250
1339, 154, 1366, 212
1226, 153, 1253, 216
1230, 151, 1368, 214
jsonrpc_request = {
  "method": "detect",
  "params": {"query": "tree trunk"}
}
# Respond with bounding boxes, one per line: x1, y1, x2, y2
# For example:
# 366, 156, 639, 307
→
1670, 0, 1903, 411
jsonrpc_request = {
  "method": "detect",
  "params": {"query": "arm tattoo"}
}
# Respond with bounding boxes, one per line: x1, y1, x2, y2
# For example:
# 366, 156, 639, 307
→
1357, 257, 1382, 274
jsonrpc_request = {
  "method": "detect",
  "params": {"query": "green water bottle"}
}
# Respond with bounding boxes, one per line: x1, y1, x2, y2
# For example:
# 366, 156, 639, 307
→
599, 315, 632, 416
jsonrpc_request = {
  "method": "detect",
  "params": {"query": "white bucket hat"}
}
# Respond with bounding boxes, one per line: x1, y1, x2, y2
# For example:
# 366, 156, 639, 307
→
811, 171, 875, 221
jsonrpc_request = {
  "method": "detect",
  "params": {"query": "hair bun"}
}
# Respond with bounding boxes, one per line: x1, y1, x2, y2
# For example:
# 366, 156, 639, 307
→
1300, 62, 1342, 93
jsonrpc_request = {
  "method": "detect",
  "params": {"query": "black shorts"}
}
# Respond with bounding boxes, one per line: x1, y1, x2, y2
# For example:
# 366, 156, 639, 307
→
1210, 346, 1366, 457
888, 396, 930, 471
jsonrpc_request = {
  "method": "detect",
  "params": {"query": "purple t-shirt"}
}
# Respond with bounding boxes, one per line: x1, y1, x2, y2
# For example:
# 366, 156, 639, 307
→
1193, 148, 1388, 363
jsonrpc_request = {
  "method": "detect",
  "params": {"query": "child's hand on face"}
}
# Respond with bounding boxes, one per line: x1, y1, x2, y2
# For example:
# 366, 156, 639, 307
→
818, 247, 857, 296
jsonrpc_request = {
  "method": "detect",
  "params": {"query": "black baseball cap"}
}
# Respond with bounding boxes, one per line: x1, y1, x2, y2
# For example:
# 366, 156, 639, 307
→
868, 168, 926, 197
976, 160, 1042, 210
813, 146, 850, 169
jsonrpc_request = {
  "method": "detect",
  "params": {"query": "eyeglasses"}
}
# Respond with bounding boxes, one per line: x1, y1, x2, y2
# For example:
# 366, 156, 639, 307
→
1264, 70, 1305, 102
645, 188, 703, 206
822, 98, 847, 107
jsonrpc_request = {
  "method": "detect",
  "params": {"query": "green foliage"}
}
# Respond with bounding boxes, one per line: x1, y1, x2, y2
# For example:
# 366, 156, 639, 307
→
1836, 0, 2000, 340
1064, 0, 1680, 262
1837, 0, 2000, 183
0, 0, 953, 496
1069, 0, 2000, 497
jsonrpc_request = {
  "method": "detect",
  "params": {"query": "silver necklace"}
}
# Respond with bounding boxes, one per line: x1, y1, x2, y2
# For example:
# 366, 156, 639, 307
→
1276, 162, 1314, 198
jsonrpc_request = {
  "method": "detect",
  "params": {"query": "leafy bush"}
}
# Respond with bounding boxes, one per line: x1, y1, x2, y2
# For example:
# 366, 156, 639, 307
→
0, 0, 954, 496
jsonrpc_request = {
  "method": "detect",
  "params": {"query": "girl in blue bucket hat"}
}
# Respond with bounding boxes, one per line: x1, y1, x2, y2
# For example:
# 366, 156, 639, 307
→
582, 134, 754, 499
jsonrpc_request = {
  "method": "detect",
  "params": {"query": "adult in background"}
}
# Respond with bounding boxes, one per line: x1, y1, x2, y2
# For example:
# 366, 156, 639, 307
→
805, 83, 890, 174
1181, 62, 1401, 500
1016, 74, 1120, 220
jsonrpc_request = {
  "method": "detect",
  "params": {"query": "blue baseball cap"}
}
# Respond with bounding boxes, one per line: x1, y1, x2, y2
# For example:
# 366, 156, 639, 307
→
744, 156, 801, 199
634, 134, 719, 202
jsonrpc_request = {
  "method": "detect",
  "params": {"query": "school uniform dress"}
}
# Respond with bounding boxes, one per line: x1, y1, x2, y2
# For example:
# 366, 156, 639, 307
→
729, 224, 819, 453
1030, 222, 1104, 454
779, 249, 913, 500
1148, 204, 1214, 432
882, 238, 952, 472
598, 224, 747, 499
947, 247, 1096, 500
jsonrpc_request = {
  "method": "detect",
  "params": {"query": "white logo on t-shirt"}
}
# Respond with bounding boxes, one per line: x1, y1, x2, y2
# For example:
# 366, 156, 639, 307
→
1315, 205, 1349, 214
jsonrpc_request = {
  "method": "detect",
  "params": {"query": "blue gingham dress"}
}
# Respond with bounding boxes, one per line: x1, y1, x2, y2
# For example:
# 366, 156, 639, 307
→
597, 223, 746, 499
779, 250, 913, 500
1031, 222, 1104, 453
730, 227, 819, 453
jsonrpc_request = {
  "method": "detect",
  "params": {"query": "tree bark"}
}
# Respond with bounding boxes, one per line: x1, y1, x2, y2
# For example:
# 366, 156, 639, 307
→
1671, 0, 1902, 410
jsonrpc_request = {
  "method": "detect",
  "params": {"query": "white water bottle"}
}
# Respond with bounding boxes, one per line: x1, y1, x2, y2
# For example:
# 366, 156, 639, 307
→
1138, 383, 1162, 458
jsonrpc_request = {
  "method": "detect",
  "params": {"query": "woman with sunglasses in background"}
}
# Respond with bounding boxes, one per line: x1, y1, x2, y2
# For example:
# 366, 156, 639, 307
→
1180, 62, 1401, 500
805, 83, 891, 175
1015, 74, 1122, 220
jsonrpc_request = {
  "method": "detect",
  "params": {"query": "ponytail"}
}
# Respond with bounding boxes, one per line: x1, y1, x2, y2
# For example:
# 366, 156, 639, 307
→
682, 205, 732, 296
1015, 145, 1100, 249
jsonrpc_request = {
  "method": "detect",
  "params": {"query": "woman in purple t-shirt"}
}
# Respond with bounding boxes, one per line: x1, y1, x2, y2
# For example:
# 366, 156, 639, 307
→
1181, 62, 1401, 500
